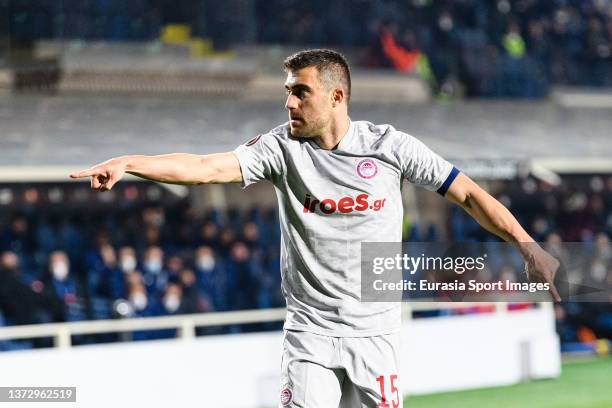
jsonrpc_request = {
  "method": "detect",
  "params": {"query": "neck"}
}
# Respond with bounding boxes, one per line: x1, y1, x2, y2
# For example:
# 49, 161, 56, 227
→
313, 115, 350, 150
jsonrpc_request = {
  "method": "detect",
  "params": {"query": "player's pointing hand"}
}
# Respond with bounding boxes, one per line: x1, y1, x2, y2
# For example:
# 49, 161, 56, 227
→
69, 158, 127, 191
523, 244, 562, 302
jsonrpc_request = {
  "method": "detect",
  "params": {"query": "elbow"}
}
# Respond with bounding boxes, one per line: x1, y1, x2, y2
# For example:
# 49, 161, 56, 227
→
456, 191, 474, 212
460, 193, 473, 210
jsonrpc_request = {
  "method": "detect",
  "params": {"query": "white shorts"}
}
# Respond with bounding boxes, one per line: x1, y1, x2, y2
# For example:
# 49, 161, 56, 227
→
278, 330, 402, 408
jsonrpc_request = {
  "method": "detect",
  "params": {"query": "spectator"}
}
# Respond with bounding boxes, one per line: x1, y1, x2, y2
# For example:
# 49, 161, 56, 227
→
179, 268, 210, 314
141, 246, 168, 297
84, 232, 113, 279
161, 283, 183, 315
217, 227, 235, 257
226, 242, 257, 311
0, 214, 33, 259
87, 244, 124, 300
502, 22, 526, 59
43, 251, 86, 323
196, 221, 219, 250
127, 282, 158, 318
142, 207, 165, 229
127, 282, 165, 340
194, 246, 226, 311
241, 222, 261, 252
118, 246, 139, 274
377, 23, 421, 73
165, 255, 184, 282
0, 251, 63, 325
526, 18, 552, 75
142, 225, 162, 248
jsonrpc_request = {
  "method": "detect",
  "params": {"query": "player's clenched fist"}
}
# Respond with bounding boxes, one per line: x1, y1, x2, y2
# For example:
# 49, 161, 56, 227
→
69, 158, 127, 191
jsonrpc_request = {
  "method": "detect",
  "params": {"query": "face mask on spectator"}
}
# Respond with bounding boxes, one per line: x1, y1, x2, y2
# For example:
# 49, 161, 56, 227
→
197, 255, 215, 271
163, 295, 180, 313
120, 256, 137, 273
438, 15, 453, 31
144, 259, 162, 274
51, 262, 69, 281
131, 292, 148, 311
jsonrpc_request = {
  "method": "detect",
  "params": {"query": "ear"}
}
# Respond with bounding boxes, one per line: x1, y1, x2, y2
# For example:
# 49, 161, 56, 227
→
331, 88, 344, 107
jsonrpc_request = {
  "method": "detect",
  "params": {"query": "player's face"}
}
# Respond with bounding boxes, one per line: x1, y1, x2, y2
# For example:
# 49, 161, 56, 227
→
284, 67, 332, 138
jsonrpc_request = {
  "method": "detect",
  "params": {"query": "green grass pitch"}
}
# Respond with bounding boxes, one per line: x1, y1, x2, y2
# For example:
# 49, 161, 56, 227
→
404, 357, 612, 408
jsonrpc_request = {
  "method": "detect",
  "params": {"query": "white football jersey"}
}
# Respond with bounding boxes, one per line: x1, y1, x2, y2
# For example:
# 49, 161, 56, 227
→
233, 120, 457, 336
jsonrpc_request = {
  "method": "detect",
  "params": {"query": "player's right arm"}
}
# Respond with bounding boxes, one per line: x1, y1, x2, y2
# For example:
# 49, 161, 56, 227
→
69, 153, 242, 190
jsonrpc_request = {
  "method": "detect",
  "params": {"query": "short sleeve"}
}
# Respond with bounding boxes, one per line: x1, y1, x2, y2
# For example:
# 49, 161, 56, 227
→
233, 132, 285, 188
394, 131, 459, 196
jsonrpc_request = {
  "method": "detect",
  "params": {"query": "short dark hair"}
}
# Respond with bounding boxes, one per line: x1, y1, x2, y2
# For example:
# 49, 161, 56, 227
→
283, 49, 352, 103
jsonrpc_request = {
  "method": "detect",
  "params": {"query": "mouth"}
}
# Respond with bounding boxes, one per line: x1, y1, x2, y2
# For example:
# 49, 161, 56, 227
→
290, 118, 303, 126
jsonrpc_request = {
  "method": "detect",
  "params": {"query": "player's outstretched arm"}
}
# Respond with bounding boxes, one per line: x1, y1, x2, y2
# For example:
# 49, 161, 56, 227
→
69, 153, 242, 190
444, 172, 561, 301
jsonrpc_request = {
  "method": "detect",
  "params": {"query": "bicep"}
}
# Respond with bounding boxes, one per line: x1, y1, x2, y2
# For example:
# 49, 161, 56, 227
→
199, 152, 243, 183
444, 172, 477, 207
444, 172, 490, 210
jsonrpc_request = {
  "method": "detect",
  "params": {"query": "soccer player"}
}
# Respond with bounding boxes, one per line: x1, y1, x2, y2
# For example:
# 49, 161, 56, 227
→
70, 49, 560, 408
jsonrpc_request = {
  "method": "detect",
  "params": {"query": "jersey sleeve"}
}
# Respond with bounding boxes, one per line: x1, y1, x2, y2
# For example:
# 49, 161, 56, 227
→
232, 132, 285, 187
394, 131, 459, 196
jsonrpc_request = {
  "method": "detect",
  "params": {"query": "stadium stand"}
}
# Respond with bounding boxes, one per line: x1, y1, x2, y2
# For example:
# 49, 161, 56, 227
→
1, 0, 610, 363
6, 0, 612, 95
1, 174, 611, 350
0, 181, 284, 343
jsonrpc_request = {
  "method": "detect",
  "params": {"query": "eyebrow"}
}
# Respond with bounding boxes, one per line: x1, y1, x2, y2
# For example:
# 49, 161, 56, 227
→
284, 83, 312, 92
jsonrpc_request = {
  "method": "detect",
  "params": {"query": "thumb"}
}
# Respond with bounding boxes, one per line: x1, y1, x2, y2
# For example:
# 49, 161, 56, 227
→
104, 174, 121, 190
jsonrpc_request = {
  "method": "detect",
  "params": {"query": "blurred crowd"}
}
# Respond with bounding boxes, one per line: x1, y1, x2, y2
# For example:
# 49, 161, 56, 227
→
8, 0, 612, 96
1, 175, 612, 351
263, 0, 612, 94
449, 175, 612, 349
0, 187, 283, 350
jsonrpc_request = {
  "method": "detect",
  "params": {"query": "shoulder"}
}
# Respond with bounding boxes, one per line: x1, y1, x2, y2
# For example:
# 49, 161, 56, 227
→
352, 120, 415, 147
240, 123, 290, 149
353, 120, 396, 138
264, 122, 291, 143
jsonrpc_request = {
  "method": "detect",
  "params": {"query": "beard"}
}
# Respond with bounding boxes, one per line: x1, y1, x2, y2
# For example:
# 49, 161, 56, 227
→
289, 116, 326, 138
289, 124, 310, 138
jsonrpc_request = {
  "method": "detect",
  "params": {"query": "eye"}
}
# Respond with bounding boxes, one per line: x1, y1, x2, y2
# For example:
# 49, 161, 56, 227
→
285, 88, 307, 99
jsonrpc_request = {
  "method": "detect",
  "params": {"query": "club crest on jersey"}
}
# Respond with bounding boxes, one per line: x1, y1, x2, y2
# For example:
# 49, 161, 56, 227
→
245, 135, 261, 147
280, 387, 293, 406
356, 159, 378, 179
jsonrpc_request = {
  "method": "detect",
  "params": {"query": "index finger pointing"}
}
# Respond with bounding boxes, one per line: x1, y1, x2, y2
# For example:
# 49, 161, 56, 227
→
548, 281, 561, 302
69, 169, 98, 179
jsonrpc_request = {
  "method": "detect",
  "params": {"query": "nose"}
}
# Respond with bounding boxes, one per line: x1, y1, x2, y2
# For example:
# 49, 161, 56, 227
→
285, 94, 299, 111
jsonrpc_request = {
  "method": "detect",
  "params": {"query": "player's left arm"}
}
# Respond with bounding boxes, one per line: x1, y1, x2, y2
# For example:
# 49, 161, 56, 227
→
443, 172, 561, 301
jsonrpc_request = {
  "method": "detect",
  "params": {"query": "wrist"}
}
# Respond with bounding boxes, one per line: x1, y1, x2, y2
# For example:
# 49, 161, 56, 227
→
118, 155, 137, 171
516, 240, 538, 261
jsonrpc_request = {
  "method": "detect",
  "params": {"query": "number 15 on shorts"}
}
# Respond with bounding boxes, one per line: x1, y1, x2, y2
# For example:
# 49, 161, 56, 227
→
376, 374, 400, 408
